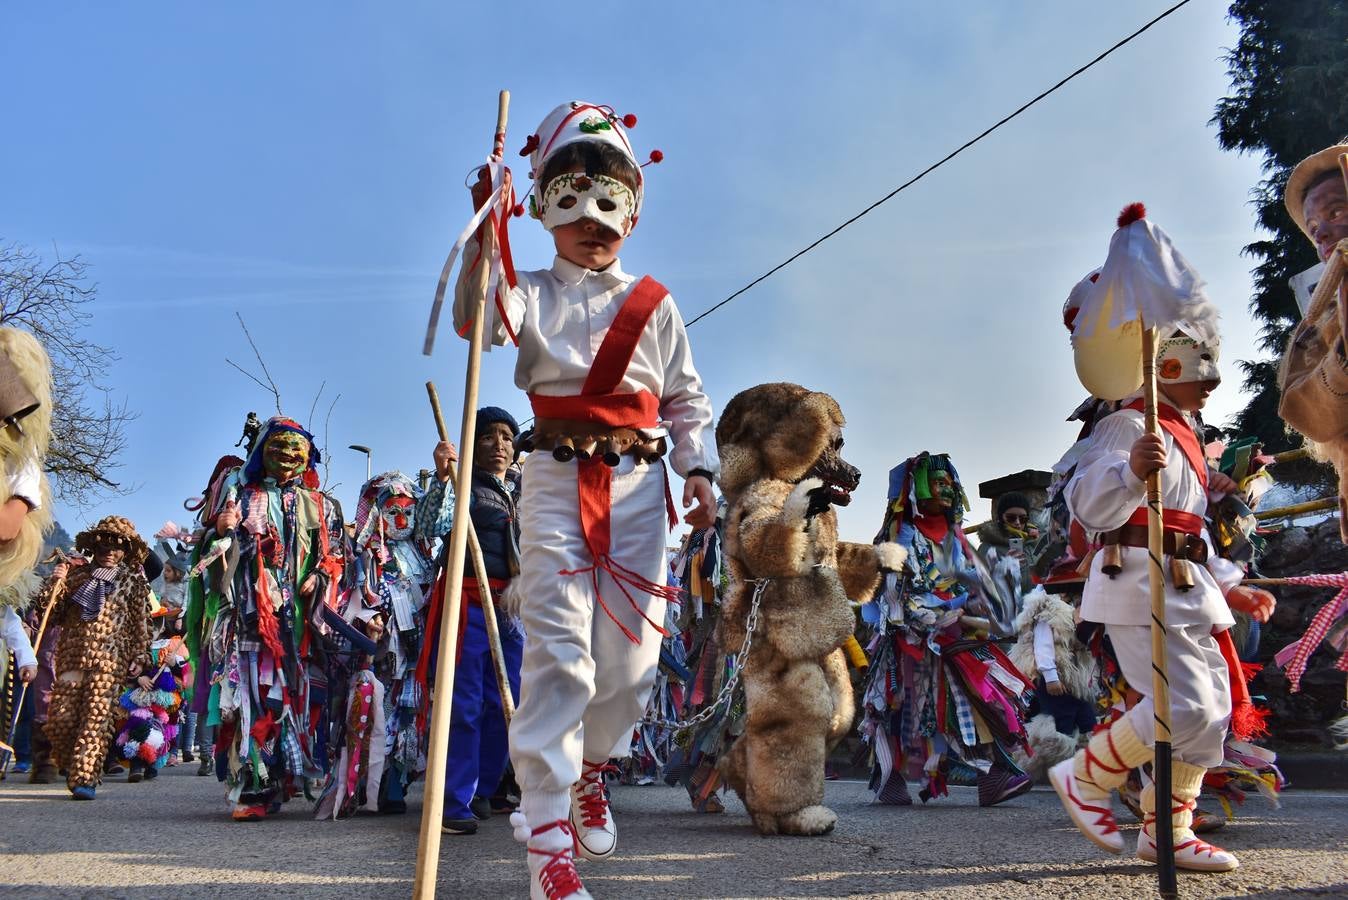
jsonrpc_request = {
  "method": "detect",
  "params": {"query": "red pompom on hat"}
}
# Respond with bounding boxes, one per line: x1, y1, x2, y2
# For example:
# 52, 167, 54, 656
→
647, 150, 664, 164
1116, 202, 1146, 228
622, 114, 638, 128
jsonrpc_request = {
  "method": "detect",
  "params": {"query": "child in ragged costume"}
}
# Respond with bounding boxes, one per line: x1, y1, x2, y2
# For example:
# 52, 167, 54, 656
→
858, 452, 1035, 808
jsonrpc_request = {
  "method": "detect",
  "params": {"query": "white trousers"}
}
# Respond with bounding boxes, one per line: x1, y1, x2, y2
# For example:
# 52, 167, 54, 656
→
509, 452, 668, 822
1107, 623, 1231, 768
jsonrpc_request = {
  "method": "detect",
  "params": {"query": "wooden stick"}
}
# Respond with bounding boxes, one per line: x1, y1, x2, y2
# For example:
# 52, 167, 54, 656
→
1254, 496, 1338, 521
1141, 324, 1178, 897
413, 89, 509, 900
426, 381, 515, 723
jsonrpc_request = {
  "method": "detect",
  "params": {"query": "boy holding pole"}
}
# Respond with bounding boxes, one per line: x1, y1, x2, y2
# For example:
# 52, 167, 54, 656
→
452, 100, 717, 900
1050, 205, 1275, 873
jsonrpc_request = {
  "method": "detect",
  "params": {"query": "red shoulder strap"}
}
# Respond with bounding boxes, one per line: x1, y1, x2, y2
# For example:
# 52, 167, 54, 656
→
582, 276, 667, 396
1122, 399, 1209, 489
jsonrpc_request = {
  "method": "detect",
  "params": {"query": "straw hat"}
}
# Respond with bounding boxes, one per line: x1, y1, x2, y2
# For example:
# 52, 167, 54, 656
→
75, 515, 149, 567
1284, 140, 1348, 243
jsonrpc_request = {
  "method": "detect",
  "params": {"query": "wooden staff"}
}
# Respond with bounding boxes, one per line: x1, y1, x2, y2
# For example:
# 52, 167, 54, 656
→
413, 89, 509, 900
1141, 325, 1178, 897
426, 381, 516, 723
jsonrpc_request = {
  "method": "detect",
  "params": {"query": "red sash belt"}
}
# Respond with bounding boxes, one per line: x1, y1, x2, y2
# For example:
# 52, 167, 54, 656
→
1124, 507, 1205, 535
527, 275, 679, 644
528, 391, 660, 429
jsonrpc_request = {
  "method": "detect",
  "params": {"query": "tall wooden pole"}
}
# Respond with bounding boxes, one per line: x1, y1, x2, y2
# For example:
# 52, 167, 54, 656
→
413, 89, 509, 900
1142, 325, 1178, 898
426, 381, 515, 723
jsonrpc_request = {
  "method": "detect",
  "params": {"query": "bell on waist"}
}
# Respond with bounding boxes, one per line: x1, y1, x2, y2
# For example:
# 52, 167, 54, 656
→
1100, 543, 1124, 577
594, 436, 621, 467
1169, 556, 1196, 592
551, 436, 575, 462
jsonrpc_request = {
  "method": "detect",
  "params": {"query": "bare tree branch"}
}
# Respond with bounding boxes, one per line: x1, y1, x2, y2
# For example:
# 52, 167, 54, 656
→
0, 241, 135, 508
307, 380, 325, 434
322, 392, 340, 490
225, 358, 276, 395
235, 312, 282, 415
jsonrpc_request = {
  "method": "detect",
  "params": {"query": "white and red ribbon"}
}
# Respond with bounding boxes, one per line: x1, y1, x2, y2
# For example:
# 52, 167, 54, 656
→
1271, 572, 1348, 693
423, 160, 518, 356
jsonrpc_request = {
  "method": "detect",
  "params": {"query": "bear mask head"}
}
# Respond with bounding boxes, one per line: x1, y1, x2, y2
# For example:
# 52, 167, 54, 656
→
715, 382, 860, 505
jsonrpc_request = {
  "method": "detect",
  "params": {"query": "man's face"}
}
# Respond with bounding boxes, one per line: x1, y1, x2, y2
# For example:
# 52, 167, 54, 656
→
474, 422, 515, 476
263, 431, 310, 482
92, 539, 125, 569
549, 165, 627, 270
379, 496, 417, 540
1303, 176, 1348, 263
917, 471, 955, 516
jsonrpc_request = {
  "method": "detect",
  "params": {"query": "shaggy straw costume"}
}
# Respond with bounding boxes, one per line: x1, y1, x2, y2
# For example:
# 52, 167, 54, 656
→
716, 383, 905, 835
44, 517, 151, 795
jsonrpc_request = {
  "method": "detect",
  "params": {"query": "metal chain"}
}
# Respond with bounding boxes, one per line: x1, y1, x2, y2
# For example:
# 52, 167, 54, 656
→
639, 577, 768, 733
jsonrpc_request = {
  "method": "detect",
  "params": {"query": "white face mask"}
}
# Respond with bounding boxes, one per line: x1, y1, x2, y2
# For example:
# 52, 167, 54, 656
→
536, 172, 638, 237
1158, 334, 1221, 385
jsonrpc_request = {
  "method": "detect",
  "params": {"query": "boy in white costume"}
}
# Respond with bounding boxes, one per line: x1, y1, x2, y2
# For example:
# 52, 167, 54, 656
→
454, 100, 716, 900
1049, 208, 1275, 873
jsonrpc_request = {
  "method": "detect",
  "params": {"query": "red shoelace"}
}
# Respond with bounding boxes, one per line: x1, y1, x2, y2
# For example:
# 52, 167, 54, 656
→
576, 760, 618, 828
529, 820, 585, 899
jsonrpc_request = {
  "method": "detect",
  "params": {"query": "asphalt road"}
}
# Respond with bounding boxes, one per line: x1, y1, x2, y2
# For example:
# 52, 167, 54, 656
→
2, 766, 1345, 899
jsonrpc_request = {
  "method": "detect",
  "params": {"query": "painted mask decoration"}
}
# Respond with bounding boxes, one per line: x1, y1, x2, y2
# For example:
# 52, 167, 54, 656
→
537, 170, 638, 237
380, 495, 417, 540
1157, 333, 1221, 385
263, 430, 311, 483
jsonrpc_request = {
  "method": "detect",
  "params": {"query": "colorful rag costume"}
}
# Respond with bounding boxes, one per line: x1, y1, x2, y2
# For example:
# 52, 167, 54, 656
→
857, 452, 1035, 802
186, 416, 349, 820
445, 101, 716, 894
858, 453, 1034, 806
114, 635, 187, 774
315, 469, 448, 818
44, 518, 152, 795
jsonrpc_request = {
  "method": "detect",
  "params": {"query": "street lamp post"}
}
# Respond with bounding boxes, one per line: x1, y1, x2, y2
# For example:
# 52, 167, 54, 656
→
349, 444, 372, 481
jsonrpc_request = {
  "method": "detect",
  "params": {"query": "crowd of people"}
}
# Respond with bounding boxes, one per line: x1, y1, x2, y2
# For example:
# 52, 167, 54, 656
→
1, 103, 1346, 900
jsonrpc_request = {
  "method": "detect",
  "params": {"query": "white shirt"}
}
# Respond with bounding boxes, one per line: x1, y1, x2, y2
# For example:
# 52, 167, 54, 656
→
456, 253, 718, 478
1033, 619, 1058, 683
1, 606, 35, 669
1066, 405, 1240, 628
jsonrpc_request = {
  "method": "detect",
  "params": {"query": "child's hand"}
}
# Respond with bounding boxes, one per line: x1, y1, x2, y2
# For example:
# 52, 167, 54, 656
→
434, 441, 459, 481
215, 501, 241, 535
683, 475, 716, 530
1128, 433, 1167, 481
1045, 679, 1066, 696
17, 664, 35, 683
1208, 470, 1239, 496
470, 166, 513, 212
137, 675, 154, 691
1226, 585, 1276, 623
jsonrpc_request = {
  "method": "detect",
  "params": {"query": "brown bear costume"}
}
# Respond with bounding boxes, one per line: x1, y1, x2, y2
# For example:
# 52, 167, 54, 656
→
715, 383, 906, 835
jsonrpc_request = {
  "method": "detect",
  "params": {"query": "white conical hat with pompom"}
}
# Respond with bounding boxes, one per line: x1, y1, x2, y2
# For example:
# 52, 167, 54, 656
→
1071, 203, 1221, 400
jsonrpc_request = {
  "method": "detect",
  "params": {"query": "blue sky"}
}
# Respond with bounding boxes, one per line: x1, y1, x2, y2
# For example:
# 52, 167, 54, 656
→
2, 2, 1270, 543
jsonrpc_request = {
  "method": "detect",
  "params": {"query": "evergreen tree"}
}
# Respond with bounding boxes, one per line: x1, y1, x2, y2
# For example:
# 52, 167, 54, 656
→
1213, 0, 1348, 489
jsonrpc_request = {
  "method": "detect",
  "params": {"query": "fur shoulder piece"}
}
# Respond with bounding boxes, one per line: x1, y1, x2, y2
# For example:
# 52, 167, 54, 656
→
1013, 587, 1075, 634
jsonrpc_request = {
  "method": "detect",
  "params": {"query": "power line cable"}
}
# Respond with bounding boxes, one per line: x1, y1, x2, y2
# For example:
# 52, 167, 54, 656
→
684, 0, 1195, 328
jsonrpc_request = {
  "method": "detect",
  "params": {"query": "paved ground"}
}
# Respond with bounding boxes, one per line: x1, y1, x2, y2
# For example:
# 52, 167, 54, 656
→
2, 766, 1345, 899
